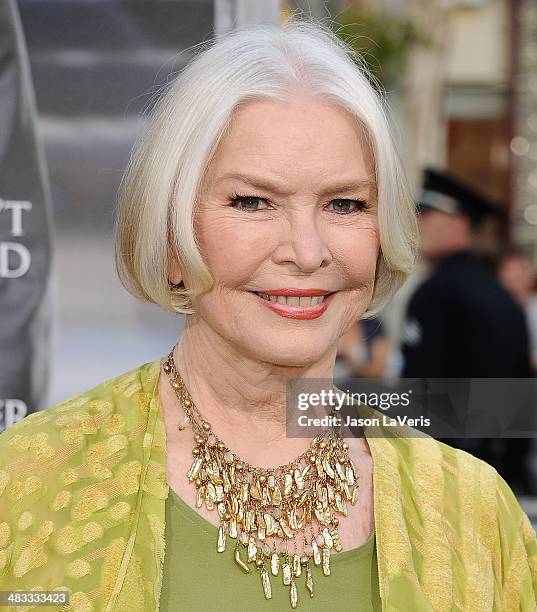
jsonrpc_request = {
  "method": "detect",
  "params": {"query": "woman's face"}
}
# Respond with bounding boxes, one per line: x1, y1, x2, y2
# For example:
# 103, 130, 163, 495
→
181, 94, 380, 366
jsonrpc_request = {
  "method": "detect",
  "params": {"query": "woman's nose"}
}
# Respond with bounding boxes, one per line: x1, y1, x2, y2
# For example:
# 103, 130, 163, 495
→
272, 212, 333, 273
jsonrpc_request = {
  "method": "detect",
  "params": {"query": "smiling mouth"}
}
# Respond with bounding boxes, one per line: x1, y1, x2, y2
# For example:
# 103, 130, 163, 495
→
251, 291, 336, 306
253, 292, 331, 306
249, 290, 337, 319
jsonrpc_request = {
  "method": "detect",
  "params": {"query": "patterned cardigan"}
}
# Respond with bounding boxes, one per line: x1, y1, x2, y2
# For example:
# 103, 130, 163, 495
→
0, 359, 535, 611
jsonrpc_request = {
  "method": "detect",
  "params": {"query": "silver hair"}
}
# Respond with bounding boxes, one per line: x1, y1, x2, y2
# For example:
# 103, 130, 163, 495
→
115, 19, 418, 318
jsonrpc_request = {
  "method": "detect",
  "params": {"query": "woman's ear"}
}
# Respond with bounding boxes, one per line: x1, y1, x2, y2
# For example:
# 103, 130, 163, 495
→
167, 239, 183, 286
168, 259, 183, 286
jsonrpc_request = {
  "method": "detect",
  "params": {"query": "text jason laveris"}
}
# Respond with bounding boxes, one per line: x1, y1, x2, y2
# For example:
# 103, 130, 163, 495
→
297, 414, 431, 428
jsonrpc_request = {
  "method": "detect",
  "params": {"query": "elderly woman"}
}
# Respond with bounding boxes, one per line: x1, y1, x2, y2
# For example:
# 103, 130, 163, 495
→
0, 20, 536, 612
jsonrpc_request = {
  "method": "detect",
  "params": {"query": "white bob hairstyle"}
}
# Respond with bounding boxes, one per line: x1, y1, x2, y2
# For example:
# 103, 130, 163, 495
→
115, 19, 418, 319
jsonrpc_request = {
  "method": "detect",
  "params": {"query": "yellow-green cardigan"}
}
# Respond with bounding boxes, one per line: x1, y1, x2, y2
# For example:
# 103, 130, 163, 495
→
0, 359, 535, 611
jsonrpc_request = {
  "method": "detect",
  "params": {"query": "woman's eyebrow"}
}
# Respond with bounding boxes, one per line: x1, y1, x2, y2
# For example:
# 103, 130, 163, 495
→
215, 172, 375, 196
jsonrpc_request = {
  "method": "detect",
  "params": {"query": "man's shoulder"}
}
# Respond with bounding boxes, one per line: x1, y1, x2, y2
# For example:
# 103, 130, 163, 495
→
407, 268, 453, 311
415, 252, 480, 292
409, 253, 512, 314
0, 359, 161, 461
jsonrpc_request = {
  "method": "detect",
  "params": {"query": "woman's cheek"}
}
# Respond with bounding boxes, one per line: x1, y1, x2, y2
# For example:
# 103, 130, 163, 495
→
207, 227, 274, 282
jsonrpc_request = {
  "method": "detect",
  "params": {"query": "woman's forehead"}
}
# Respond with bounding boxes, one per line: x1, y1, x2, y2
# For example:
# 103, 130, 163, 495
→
224, 96, 370, 144
204, 100, 375, 183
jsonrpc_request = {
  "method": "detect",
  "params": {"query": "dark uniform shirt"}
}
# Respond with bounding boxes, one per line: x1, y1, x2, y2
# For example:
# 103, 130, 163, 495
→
401, 250, 533, 378
400, 250, 535, 494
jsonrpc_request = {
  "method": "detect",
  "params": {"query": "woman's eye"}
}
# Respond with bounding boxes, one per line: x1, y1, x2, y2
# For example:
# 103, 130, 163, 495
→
228, 195, 367, 214
328, 199, 367, 214
229, 195, 269, 212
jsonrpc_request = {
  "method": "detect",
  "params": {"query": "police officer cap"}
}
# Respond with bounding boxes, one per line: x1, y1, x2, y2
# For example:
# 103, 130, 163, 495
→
416, 167, 500, 226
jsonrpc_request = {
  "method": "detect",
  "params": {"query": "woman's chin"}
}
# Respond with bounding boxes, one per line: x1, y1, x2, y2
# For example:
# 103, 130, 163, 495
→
240, 337, 335, 368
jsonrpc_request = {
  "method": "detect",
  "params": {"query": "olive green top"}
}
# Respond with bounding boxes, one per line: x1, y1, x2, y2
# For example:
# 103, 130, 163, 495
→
160, 487, 381, 611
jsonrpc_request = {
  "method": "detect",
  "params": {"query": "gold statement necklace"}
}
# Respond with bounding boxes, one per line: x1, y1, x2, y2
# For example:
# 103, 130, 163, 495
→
162, 349, 360, 609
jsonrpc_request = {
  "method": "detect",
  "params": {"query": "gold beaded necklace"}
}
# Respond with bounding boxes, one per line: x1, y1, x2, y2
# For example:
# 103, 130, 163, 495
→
162, 349, 360, 609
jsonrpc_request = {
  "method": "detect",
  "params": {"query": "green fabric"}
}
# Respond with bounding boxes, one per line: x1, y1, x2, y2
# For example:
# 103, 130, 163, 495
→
160, 488, 381, 611
0, 359, 536, 610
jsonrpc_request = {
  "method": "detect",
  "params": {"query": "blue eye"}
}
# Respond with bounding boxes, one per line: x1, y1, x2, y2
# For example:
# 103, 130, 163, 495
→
229, 193, 270, 212
329, 199, 367, 214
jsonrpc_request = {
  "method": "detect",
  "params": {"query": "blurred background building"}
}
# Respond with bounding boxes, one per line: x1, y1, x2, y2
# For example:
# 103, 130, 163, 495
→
2, 0, 535, 516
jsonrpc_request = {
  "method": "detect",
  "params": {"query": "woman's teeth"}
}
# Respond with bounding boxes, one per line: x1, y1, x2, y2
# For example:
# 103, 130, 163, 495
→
255, 292, 326, 306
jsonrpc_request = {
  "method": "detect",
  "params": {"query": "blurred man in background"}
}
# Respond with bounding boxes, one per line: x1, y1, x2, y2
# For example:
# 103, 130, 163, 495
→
401, 168, 534, 494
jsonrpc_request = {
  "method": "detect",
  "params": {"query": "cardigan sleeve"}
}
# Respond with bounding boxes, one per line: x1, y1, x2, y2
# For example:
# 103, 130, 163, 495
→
0, 361, 162, 611
494, 469, 537, 610
0, 431, 14, 585
0, 409, 69, 590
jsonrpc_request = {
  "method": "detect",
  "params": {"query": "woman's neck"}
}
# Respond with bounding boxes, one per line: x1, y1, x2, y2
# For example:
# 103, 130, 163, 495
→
167, 320, 338, 466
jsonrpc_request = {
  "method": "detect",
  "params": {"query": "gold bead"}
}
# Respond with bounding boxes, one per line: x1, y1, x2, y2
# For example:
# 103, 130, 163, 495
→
332, 517, 339, 526
193, 447, 200, 456
236, 463, 244, 471
202, 422, 211, 432
195, 434, 204, 444
259, 475, 267, 484
217, 442, 225, 451
172, 381, 180, 390
342, 442, 349, 451
195, 478, 201, 486
309, 455, 316, 464
255, 558, 263, 568
184, 399, 191, 407
301, 556, 308, 565
224, 512, 231, 521
319, 441, 326, 449
163, 364, 171, 373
